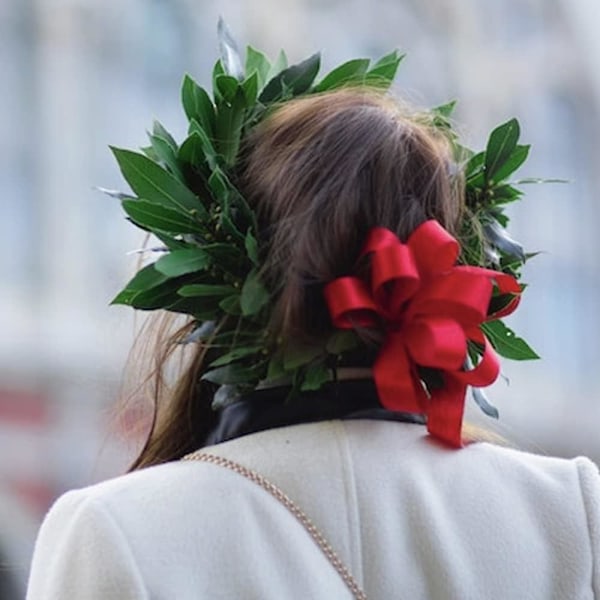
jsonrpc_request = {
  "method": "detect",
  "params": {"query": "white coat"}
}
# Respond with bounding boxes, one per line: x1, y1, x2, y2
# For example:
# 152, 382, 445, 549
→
27, 420, 600, 599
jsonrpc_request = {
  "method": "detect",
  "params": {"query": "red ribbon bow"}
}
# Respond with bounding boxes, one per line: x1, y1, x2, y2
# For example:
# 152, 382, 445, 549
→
324, 220, 521, 447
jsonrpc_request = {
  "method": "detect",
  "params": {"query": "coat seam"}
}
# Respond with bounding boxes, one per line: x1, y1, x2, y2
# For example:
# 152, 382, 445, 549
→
336, 420, 365, 589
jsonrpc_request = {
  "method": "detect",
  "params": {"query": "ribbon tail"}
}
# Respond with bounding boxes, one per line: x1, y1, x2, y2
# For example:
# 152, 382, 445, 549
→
426, 377, 467, 448
374, 335, 425, 414
456, 328, 500, 388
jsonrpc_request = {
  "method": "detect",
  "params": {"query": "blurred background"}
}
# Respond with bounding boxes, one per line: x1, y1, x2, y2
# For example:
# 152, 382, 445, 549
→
2, 0, 600, 595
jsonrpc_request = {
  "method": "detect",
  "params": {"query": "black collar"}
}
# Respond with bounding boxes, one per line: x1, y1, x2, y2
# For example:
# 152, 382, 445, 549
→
204, 379, 425, 446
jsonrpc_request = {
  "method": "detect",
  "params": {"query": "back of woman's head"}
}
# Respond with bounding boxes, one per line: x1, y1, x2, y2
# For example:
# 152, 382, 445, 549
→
128, 88, 465, 469
239, 89, 463, 344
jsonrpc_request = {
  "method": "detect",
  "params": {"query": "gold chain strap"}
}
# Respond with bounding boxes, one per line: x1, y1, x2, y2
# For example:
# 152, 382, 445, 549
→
182, 452, 368, 600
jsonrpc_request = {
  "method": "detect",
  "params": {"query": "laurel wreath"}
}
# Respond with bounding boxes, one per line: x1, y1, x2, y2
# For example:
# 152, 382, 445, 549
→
105, 21, 541, 415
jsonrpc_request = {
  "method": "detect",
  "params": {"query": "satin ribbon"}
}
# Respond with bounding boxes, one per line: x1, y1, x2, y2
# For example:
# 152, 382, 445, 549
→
324, 220, 521, 447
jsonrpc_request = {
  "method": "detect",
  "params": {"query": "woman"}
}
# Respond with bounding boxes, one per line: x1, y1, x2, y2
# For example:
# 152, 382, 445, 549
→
27, 51, 600, 599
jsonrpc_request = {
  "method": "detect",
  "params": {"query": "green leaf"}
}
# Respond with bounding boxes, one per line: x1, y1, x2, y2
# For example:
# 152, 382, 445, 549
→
266, 49, 288, 81
484, 118, 520, 183
167, 296, 221, 320
245, 46, 271, 90
259, 53, 321, 103
154, 249, 211, 277
512, 177, 569, 185
209, 346, 262, 367
481, 320, 539, 360
365, 50, 404, 87
489, 208, 509, 227
187, 121, 219, 170
149, 134, 184, 180
488, 144, 530, 183
212, 330, 261, 346
202, 243, 244, 262
178, 284, 237, 297
244, 230, 259, 265
152, 121, 177, 152
111, 147, 207, 217
220, 210, 246, 243
431, 100, 458, 133
466, 177, 485, 195
215, 87, 246, 166
111, 263, 182, 307
111, 264, 169, 306
488, 292, 519, 316
125, 279, 182, 310
240, 269, 270, 316
326, 330, 359, 354
215, 74, 240, 104
219, 294, 242, 315
140, 145, 160, 161
300, 362, 331, 391
177, 133, 207, 171
266, 353, 286, 382
181, 74, 215, 138
283, 342, 323, 370
241, 71, 259, 107
208, 169, 231, 201
466, 151, 485, 179
212, 59, 226, 101
314, 58, 370, 92
122, 199, 205, 234
371, 49, 403, 70
152, 231, 188, 250
231, 187, 257, 227
489, 184, 522, 204
202, 363, 261, 385
432, 100, 457, 119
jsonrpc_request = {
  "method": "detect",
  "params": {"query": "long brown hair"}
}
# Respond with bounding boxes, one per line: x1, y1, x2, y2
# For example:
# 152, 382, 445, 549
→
128, 88, 464, 470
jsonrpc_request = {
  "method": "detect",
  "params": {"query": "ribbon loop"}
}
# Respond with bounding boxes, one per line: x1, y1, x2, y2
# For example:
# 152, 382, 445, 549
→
324, 220, 521, 448
407, 220, 459, 275
370, 244, 419, 315
324, 277, 379, 328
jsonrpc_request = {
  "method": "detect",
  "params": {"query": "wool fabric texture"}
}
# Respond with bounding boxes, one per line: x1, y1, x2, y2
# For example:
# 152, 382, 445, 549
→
28, 420, 600, 599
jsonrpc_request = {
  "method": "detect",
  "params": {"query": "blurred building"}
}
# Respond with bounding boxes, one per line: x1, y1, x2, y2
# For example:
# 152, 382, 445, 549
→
2, 0, 600, 593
